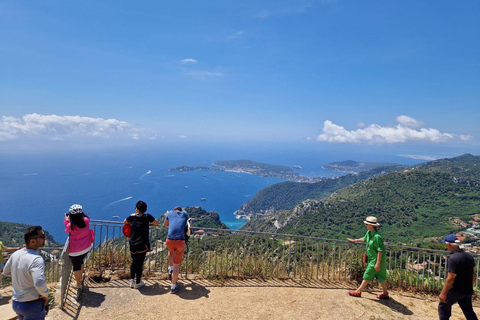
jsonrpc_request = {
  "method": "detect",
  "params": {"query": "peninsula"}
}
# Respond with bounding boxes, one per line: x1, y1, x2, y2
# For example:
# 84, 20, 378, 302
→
170, 160, 322, 183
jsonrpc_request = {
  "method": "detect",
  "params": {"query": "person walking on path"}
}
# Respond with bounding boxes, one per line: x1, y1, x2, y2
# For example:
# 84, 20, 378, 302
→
164, 206, 191, 294
346, 216, 389, 299
438, 234, 478, 320
64, 204, 94, 290
3, 226, 49, 320
124, 200, 158, 289
0, 240, 22, 299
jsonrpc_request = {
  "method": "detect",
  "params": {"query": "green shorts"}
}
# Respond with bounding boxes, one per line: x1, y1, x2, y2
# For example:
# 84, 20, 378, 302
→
363, 264, 387, 283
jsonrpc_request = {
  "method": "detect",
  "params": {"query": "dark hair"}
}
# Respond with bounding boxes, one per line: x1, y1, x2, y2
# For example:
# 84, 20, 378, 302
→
136, 200, 147, 213
70, 213, 87, 230
24, 226, 43, 245
174, 206, 182, 211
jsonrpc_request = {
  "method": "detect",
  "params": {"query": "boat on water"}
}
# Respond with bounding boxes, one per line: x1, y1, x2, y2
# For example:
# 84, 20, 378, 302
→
202, 174, 207, 177
201, 197, 207, 201
112, 215, 120, 219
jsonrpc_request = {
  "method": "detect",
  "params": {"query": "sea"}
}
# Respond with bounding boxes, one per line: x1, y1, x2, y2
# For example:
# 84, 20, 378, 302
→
0, 141, 422, 243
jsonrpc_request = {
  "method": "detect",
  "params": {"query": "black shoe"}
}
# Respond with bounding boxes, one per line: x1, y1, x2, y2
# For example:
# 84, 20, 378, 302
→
171, 284, 180, 294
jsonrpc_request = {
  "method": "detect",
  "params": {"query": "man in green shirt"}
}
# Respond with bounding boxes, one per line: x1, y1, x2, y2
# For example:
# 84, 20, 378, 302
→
346, 216, 389, 299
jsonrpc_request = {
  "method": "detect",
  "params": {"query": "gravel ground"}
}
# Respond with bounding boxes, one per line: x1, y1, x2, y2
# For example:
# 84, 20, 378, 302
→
44, 278, 480, 320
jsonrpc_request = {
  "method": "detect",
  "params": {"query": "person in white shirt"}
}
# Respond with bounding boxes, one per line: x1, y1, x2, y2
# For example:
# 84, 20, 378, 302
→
3, 226, 49, 320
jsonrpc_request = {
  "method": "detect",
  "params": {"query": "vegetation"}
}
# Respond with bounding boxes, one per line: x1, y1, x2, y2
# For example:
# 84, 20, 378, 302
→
0, 221, 59, 246
278, 170, 480, 244
238, 164, 406, 224
184, 206, 229, 229
323, 160, 398, 173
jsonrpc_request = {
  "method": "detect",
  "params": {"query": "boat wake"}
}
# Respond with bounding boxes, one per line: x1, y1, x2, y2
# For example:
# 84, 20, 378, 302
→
102, 196, 133, 211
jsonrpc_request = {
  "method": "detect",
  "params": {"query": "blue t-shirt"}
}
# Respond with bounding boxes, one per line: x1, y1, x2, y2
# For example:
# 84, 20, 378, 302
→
166, 210, 189, 240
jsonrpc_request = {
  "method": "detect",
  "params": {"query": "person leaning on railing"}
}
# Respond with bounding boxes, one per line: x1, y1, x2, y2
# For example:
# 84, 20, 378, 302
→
124, 200, 158, 289
346, 216, 389, 299
64, 204, 94, 290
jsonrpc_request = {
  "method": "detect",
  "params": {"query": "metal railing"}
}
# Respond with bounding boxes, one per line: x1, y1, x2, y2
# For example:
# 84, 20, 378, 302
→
0, 246, 64, 293
59, 239, 72, 309
84, 220, 480, 294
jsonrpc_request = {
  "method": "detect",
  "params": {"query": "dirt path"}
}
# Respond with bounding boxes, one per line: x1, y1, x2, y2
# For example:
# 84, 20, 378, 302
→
44, 278, 480, 320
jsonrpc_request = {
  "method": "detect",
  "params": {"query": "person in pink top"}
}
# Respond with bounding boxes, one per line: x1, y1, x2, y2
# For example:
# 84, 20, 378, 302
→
64, 204, 94, 289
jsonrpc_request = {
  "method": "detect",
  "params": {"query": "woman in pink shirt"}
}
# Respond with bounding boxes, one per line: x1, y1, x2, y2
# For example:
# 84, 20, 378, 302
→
64, 204, 94, 289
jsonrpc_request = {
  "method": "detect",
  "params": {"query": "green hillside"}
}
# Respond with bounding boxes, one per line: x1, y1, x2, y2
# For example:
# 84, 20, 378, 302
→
278, 169, 480, 244
413, 154, 480, 185
185, 206, 229, 229
0, 221, 59, 247
237, 164, 406, 223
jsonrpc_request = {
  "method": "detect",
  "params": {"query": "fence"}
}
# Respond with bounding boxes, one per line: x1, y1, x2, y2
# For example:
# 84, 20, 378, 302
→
0, 246, 64, 290
84, 220, 480, 295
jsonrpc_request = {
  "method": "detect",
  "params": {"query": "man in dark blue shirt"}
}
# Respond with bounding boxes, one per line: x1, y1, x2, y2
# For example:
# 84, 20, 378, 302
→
438, 234, 478, 320
164, 206, 190, 294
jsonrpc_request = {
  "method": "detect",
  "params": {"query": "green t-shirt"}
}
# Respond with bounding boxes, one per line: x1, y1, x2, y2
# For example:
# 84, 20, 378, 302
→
0, 241, 5, 264
363, 230, 386, 266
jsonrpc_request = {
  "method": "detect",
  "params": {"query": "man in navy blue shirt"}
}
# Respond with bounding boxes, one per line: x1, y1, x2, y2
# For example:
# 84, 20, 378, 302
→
438, 234, 478, 320
164, 206, 190, 294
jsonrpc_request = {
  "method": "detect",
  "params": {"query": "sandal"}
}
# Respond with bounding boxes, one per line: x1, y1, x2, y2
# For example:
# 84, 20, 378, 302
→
348, 291, 361, 297
376, 293, 389, 299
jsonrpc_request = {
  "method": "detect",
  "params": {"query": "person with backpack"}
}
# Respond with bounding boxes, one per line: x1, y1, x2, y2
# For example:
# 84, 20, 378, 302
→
124, 200, 158, 289
164, 206, 191, 294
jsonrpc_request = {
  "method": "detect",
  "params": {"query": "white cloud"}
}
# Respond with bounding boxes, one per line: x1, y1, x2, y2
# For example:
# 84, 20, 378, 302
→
0, 113, 156, 142
181, 58, 197, 64
399, 154, 443, 161
178, 135, 187, 139
316, 116, 460, 144
396, 115, 423, 128
460, 135, 473, 141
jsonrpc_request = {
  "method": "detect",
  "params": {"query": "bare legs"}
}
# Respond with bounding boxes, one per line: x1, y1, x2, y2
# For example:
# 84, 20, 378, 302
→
73, 264, 84, 287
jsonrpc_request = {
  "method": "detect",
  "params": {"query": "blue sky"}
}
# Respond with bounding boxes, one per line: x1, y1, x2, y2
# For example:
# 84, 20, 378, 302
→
0, 0, 479, 160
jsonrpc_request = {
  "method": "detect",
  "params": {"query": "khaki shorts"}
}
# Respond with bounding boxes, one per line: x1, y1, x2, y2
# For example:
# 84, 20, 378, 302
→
166, 239, 185, 265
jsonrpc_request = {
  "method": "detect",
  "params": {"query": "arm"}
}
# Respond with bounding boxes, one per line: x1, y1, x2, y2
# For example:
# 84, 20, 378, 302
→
151, 219, 159, 226
439, 272, 456, 302
64, 219, 73, 233
346, 238, 365, 243
30, 257, 49, 300
2, 257, 12, 277
3, 245, 22, 251
375, 251, 383, 271
473, 268, 477, 285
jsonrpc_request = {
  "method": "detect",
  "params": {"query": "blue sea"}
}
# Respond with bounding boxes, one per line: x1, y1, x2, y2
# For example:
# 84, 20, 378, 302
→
0, 141, 421, 243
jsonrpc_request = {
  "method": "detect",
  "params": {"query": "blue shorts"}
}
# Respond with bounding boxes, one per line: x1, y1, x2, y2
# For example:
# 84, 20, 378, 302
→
12, 299, 46, 320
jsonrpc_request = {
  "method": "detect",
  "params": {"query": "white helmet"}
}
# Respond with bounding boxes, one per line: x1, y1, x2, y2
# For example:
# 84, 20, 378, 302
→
69, 204, 83, 215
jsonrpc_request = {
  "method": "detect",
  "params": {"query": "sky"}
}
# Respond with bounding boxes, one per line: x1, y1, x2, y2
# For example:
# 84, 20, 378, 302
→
0, 0, 479, 160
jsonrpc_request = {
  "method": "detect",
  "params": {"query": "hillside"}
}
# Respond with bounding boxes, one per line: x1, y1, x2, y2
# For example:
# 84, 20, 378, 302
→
185, 206, 229, 229
278, 169, 480, 244
240, 154, 480, 245
238, 164, 406, 224
0, 221, 58, 246
413, 153, 480, 185
323, 160, 398, 173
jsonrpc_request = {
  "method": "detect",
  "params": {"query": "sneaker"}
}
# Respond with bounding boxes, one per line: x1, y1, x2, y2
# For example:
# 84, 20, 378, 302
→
170, 284, 180, 294
135, 281, 145, 289
70, 283, 82, 290
129, 279, 135, 288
